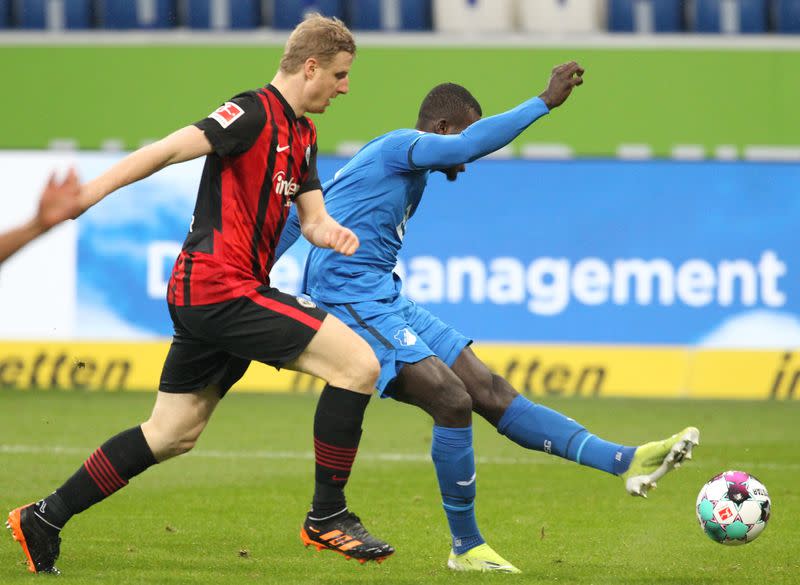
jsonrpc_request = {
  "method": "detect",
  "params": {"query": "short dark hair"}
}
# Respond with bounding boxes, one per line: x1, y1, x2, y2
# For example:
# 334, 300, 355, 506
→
416, 83, 482, 129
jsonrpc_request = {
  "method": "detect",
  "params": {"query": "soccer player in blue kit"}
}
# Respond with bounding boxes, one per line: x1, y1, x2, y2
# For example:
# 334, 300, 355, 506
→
281, 62, 700, 572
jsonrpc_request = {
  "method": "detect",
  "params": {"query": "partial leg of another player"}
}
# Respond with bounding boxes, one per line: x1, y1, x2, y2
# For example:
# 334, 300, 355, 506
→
286, 314, 395, 563
392, 358, 520, 573
7, 385, 223, 574
450, 347, 699, 497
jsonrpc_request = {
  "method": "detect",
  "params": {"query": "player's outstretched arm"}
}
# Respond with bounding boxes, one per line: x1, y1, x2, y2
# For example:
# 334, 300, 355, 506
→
78, 125, 213, 213
295, 189, 359, 256
411, 61, 584, 169
0, 169, 81, 263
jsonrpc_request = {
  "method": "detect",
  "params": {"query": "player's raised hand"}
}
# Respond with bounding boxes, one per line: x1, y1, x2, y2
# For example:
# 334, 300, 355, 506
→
325, 225, 360, 256
36, 167, 82, 229
538, 61, 584, 110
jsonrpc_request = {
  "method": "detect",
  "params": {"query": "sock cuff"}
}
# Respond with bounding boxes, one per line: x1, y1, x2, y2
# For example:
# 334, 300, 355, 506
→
496, 394, 534, 435
133, 425, 158, 467
432, 424, 472, 447
443, 501, 475, 512
317, 384, 371, 418
574, 433, 595, 465
101, 426, 157, 479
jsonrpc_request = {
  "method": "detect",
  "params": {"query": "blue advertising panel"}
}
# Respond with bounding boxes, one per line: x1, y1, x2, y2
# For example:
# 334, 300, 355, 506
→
77, 156, 800, 346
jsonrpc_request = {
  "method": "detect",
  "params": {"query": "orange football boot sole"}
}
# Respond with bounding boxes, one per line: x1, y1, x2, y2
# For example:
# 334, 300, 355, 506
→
300, 527, 393, 565
6, 506, 37, 573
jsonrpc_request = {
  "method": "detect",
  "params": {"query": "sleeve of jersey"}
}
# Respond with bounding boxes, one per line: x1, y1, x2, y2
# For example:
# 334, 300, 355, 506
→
409, 96, 550, 169
296, 143, 321, 198
194, 92, 266, 158
275, 206, 302, 260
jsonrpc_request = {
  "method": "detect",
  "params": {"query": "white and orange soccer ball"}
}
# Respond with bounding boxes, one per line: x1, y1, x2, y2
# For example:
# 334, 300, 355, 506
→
696, 470, 771, 545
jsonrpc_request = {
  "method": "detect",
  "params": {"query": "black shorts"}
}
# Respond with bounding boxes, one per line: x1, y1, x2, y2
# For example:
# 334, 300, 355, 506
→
159, 285, 327, 395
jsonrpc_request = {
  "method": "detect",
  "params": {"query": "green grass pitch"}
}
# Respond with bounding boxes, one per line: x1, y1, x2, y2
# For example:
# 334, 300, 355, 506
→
1, 390, 798, 584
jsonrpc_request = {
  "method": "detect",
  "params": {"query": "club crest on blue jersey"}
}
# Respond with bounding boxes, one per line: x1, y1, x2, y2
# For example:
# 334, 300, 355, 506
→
394, 328, 417, 347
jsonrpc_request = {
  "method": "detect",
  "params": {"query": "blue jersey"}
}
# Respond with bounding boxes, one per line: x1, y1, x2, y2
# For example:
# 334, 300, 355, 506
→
275, 96, 550, 304
307, 129, 429, 302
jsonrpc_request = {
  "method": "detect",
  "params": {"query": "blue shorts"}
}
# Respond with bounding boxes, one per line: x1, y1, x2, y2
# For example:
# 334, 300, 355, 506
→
316, 295, 472, 397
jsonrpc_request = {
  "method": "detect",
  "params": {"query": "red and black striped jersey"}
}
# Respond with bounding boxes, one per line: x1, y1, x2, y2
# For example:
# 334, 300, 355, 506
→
168, 84, 321, 307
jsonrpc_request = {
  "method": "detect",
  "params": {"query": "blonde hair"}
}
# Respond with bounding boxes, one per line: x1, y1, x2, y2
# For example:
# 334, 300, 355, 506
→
279, 13, 356, 74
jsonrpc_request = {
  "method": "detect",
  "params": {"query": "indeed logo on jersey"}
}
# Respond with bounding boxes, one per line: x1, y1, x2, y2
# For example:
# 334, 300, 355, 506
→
273, 170, 299, 205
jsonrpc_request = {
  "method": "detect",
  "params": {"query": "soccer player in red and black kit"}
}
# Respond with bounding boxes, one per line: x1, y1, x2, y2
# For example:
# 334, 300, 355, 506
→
7, 14, 393, 575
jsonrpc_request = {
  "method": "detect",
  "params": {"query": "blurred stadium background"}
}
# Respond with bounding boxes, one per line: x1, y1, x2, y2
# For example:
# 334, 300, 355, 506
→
1, 1, 799, 583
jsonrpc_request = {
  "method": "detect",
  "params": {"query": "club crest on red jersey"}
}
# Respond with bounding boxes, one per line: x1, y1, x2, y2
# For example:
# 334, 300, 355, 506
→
209, 102, 244, 128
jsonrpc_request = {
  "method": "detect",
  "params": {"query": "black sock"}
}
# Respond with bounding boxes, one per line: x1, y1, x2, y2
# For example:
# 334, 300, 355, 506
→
40, 426, 157, 529
310, 385, 370, 520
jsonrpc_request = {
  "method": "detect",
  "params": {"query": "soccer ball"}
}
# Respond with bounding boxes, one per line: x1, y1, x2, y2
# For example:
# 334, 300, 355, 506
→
696, 470, 771, 545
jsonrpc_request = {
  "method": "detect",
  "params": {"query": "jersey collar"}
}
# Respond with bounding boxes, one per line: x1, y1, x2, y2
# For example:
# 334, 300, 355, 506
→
265, 84, 298, 123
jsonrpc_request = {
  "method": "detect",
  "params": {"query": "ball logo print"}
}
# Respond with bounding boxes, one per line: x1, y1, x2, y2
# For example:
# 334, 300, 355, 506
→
696, 470, 771, 545
717, 505, 733, 522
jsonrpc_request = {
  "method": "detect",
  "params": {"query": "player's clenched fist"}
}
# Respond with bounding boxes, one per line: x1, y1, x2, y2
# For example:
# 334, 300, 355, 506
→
325, 225, 360, 256
538, 61, 584, 110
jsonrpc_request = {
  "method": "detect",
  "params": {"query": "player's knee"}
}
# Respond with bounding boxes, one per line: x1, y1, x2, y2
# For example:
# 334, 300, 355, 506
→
448, 388, 473, 421
352, 346, 381, 390
476, 373, 518, 424
359, 351, 381, 389
428, 378, 472, 427
162, 429, 200, 458
173, 433, 199, 455
142, 419, 201, 460
333, 346, 380, 392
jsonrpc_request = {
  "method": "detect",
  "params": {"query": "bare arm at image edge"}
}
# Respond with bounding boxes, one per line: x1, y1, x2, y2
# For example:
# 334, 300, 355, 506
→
0, 169, 82, 264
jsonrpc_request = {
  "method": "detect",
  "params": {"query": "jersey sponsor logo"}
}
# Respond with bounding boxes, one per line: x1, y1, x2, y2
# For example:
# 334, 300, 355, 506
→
208, 102, 244, 128
296, 296, 316, 309
276, 144, 290, 153
273, 170, 299, 205
394, 328, 417, 347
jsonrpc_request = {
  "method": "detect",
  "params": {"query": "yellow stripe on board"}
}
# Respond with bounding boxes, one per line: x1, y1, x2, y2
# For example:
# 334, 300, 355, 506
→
0, 342, 797, 400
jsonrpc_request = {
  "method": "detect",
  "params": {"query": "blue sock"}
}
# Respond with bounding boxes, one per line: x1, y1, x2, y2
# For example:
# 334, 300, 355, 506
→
431, 425, 485, 555
497, 395, 635, 476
